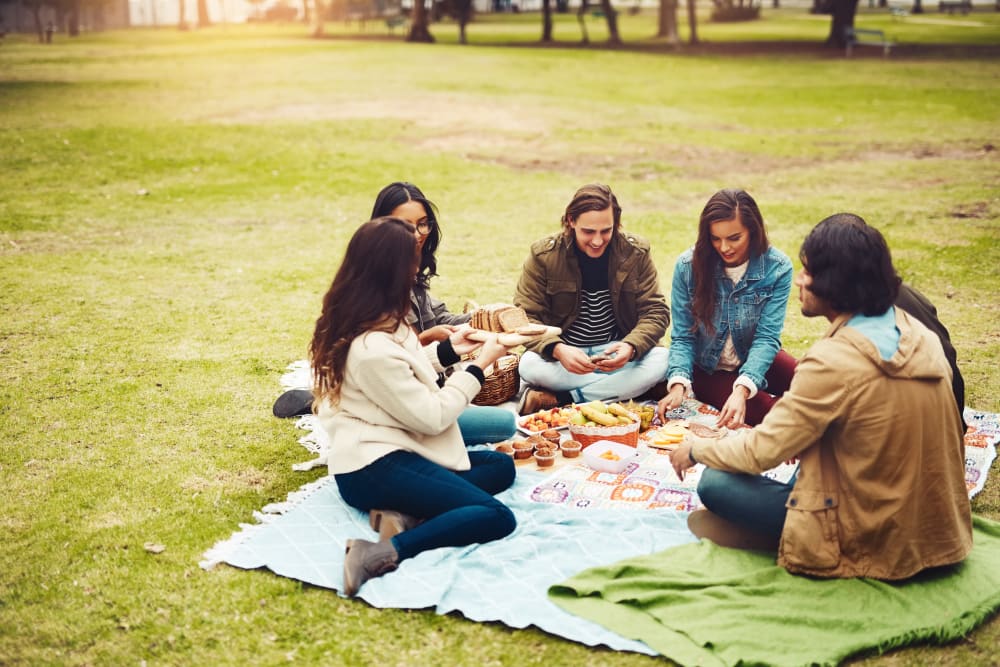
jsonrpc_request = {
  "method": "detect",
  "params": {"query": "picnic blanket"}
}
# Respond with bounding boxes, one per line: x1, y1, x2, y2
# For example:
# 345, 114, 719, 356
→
200, 469, 694, 655
549, 515, 1000, 667
199, 363, 1000, 657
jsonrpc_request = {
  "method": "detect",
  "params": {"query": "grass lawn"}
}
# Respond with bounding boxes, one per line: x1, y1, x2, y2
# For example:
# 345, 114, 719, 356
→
1, 11, 999, 666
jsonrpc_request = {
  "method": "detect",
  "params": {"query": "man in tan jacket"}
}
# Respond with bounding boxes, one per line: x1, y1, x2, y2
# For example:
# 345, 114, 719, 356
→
670, 213, 972, 580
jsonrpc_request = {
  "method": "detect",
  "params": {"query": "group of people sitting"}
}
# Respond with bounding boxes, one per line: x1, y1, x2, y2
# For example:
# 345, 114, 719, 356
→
281, 180, 972, 597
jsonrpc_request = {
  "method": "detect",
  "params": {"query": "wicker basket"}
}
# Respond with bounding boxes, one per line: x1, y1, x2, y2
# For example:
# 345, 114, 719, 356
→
472, 354, 520, 406
568, 417, 640, 449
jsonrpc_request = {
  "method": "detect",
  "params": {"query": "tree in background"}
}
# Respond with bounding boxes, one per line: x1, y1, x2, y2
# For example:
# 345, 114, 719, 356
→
310, 0, 324, 35
197, 0, 210, 26
825, 0, 858, 47
599, 0, 620, 44
657, 0, 679, 44
408, 0, 433, 41
179, 0, 189, 28
685, 0, 698, 43
575, 0, 589, 43
541, 0, 553, 41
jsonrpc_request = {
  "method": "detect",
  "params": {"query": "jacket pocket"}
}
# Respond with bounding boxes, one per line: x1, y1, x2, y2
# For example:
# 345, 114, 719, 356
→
781, 490, 841, 570
548, 280, 578, 320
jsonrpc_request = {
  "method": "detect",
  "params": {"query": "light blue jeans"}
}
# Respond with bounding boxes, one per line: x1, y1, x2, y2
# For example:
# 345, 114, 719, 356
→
457, 405, 517, 446
518, 344, 669, 404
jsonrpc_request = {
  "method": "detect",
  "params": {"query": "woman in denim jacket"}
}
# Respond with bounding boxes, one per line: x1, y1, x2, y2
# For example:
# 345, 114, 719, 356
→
656, 190, 796, 427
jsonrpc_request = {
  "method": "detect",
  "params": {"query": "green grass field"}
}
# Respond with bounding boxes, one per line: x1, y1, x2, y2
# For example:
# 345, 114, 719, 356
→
2, 10, 999, 665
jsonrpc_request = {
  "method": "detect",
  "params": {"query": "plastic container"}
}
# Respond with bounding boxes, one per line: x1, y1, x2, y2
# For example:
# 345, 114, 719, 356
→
582, 440, 640, 474
560, 439, 582, 458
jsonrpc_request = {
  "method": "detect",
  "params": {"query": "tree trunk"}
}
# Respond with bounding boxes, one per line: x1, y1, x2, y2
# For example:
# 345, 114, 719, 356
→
408, 0, 434, 42
31, 5, 43, 42
179, 0, 188, 30
67, 0, 80, 35
197, 0, 210, 27
311, 0, 325, 36
826, 0, 859, 47
576, 0, 590, 43
456, 0, 471, 43
657, 0, 679, 44
541, 0, 553, 41
600, 0, 620, 44
686, 0, 698, 44
911, 0, 923, 13
301, 0, 310, 23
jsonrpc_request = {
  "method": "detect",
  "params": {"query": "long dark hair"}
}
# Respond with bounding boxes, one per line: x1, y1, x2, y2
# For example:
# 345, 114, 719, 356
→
310, 217, 418, 405
800, 213, 900, 316
691, 189, 769, 334
371, 182, 440, 289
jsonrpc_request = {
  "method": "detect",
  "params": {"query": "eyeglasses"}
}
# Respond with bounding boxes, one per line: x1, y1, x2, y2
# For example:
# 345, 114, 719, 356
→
416, 221, 435, 236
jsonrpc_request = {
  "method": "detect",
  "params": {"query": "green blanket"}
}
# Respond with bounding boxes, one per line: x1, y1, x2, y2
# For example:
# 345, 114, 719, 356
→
549, 515, 1000, 667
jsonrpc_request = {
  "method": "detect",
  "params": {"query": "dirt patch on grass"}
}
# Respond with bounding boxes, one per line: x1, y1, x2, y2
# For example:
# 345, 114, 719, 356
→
217, 97, 551, 134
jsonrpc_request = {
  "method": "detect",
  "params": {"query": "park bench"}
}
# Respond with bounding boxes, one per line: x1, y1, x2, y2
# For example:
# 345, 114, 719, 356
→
938, 0, 972, 13
844, 27, 893, 57
385, 14, 407, 33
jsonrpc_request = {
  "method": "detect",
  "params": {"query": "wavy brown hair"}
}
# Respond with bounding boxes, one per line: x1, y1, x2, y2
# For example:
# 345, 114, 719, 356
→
309, 217, 418, 406
560, 183, 622, 239
690, 189, 769, 334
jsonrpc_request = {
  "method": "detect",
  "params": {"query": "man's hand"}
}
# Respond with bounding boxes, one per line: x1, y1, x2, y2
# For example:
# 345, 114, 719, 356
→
593, 341, 633, 372
553, 343, 598, 374
655, 384, 686, 421
716, 386, 749, 429
669, 440, 695, 481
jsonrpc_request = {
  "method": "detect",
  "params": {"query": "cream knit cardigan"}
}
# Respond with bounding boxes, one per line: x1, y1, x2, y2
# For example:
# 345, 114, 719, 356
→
318, 322, 482, 475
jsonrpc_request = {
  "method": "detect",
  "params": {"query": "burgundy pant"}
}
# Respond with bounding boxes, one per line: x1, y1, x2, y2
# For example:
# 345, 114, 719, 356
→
692, 350, 798, 426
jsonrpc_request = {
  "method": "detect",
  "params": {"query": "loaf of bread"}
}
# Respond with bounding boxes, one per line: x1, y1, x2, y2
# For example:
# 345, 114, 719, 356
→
471, 304, 531, 333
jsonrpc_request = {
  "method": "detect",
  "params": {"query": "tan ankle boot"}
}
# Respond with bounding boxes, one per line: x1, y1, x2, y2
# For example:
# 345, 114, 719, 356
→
369, 509, 422, 541
342, 538, 399, 597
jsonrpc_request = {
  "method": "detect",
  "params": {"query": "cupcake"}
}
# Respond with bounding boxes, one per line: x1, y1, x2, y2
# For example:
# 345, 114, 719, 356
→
512, 440, 534, 460
534, 446, 557, 468
541, 429, 561, 446
494, 441, 515, 456
560, 439, 582, 458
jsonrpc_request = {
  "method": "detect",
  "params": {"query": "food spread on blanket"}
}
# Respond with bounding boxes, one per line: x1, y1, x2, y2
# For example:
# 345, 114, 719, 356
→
645, 420, 726, 450
466, 304, 561, 346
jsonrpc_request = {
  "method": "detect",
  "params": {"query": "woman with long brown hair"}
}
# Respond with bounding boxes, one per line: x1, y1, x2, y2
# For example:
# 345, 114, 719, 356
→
310, 217, 517, 597
656, 189, 796, 428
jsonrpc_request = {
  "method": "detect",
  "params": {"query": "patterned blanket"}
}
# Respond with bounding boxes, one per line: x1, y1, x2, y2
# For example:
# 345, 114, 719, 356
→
198, 364, 998, 656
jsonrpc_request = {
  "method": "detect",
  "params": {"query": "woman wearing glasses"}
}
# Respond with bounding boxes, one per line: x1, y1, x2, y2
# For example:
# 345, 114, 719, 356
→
310, 217, 517, 596
371, 182, 472, 344
274, 183, 517, 447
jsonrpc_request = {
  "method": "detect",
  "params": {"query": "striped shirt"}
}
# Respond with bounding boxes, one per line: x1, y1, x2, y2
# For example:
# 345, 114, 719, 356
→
562, 247, 620, 347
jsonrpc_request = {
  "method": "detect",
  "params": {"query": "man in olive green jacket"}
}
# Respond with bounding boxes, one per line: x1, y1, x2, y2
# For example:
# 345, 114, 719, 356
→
671, 213, 972, 580
514, 184, 669, 414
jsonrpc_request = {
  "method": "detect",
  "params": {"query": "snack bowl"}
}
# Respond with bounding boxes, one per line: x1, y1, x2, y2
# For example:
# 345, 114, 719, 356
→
582, 440, 640, 474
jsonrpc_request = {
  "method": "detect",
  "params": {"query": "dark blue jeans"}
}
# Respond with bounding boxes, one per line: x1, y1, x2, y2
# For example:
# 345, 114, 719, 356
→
334, 449, 517, 561
697, 467, 796, 539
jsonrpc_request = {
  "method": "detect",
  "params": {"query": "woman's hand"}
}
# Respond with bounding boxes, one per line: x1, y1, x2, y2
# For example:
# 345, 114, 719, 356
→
448, 327, 482, 357
655, 384, 686, 422
716, 387, 749, 429
420, 324, 458, 345
469, 333, 511, 371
